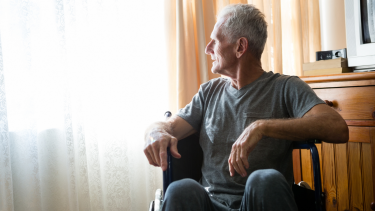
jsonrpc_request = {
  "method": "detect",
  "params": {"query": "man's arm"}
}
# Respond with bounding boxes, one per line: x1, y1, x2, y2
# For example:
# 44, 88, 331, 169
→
144, 115, 196, 171
228, 104, 349, 177
260, 103, 348, 143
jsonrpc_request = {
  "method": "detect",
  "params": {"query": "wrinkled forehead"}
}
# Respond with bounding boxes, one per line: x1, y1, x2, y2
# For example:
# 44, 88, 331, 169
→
210, 16, 228, 39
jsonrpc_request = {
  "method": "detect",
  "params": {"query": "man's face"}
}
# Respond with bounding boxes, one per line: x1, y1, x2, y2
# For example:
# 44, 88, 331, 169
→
205, 17, 237, 75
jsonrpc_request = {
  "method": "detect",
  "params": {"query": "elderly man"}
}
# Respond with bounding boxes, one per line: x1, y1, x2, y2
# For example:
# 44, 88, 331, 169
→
144, 4, 348, 211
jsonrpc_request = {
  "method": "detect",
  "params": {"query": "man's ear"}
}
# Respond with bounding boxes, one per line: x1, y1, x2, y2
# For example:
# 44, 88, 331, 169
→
235, 37, 248, 58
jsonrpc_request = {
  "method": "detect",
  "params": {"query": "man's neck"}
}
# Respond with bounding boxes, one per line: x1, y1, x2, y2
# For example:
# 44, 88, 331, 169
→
228, 58, 264, 90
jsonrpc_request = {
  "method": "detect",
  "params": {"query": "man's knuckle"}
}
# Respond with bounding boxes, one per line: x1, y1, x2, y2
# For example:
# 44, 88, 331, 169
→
151, 142, 159, 149
160, 139, 169, 145
159, 151, 167, 156
162, 136, 170, 141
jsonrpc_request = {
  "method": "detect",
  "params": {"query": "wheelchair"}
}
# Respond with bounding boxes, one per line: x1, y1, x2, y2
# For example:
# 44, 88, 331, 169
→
149, 111, 325, 211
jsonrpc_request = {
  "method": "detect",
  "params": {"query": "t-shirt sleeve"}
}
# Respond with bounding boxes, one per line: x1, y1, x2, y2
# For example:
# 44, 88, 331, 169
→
283, 76, 325, 118
177, 86, 206, 132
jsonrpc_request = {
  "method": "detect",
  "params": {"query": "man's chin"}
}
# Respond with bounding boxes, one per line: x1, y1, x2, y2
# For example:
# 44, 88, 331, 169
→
211, 69, 232, 78
211, 68, 221, 74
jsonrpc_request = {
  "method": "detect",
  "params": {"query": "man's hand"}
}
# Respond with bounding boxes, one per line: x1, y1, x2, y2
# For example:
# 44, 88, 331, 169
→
144, 128, 181, 171
228, 121, 264, 177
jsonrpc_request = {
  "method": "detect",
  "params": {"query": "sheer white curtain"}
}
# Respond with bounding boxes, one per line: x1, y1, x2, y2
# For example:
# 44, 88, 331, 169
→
0, 0, 166, 210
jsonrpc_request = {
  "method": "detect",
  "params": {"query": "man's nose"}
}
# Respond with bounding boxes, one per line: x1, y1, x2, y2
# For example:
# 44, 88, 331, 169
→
205, 41, 213, 55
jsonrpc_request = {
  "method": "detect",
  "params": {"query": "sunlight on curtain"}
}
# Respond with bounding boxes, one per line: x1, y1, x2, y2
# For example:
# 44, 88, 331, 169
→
0, 0, 166, 210
250, 0, 321, 76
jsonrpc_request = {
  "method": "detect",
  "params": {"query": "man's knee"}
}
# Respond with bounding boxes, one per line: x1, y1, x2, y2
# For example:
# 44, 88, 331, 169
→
242, 170, 298, 210
162, 179, 212, 211
245, 169, 287, 193
164, 178, 203, 200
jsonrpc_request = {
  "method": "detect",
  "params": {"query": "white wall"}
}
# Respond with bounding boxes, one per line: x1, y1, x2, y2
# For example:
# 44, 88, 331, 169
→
319, 0, 347, 50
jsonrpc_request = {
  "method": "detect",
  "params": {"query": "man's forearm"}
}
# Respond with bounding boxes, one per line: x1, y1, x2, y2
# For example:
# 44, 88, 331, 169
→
144, 115, 196, 142
256, 111, 348, 143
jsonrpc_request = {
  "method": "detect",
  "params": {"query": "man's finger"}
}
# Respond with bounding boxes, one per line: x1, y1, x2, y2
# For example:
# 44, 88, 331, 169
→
169, 137, 181, 159
147, 147, 158, 166
151, 142, 161, 166
159, 146, 168, 171
144, 149, 157, 166
230, 150, 242, 176
159, 142, 168, 171
232, 161, 241, 177
228, 157, 235, 177
236, 148, 247, 177
240, 147, 249, 169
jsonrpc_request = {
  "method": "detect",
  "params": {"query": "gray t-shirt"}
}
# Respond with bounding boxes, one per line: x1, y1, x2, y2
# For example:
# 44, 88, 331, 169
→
177, 71, 324, 209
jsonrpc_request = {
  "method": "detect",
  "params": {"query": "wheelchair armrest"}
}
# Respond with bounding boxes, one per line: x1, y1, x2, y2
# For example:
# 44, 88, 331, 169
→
293, 141, 324, 211
163, 149, 173, 194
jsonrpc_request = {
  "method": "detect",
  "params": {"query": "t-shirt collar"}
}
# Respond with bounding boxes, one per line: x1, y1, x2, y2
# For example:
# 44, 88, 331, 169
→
227, 71, 267, 98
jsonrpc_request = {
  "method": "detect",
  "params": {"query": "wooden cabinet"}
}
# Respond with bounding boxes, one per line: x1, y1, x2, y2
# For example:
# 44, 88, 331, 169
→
295, 72, 375, 211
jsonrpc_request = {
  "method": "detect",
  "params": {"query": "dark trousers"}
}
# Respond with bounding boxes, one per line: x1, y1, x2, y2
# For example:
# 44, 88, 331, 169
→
161, 169, 298, 211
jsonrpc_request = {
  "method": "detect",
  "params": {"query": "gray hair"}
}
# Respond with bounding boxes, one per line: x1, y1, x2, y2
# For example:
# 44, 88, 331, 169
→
217, 4, 268, 60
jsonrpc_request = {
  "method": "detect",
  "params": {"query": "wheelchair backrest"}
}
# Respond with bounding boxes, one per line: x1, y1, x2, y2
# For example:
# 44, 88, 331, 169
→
171, 134, 203, 182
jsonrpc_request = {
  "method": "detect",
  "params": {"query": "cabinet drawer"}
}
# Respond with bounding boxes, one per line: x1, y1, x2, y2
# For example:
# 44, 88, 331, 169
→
313, 86, 375, 120
348, 126, 371, 143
